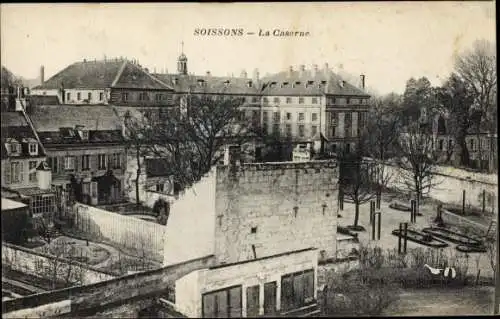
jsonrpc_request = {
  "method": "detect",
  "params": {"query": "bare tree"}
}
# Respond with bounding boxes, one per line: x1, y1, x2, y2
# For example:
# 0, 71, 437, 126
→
455, 39, 497, 169
39, 240, 85, 289
395, 123, 441, 212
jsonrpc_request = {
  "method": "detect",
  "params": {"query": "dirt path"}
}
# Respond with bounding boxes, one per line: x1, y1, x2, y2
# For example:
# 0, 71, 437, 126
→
384, 286, 495, 315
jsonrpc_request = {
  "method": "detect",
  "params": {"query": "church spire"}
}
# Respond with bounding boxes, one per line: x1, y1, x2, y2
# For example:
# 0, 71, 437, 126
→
177, 41, 188, 75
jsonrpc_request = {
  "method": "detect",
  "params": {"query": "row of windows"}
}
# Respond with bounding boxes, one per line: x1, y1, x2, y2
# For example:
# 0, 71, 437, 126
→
3, 160, 41, 184
263, 96, 317, 105
48, 153, 123, 173
122, 92, 170, 102
262, 123, 319, 138
6, 142, 38, 156
262, 112, 318, 123
67, 91, 105, 102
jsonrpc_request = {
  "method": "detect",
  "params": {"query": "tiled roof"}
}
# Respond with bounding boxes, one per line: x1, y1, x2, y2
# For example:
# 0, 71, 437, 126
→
30, 105, 122, 132
27, 95, 60, 106
33, 60, 124, 90
1, 111, 45, 158
261, 68, 369, 97
152, 74, 262, 95
33, 59, 173, 91
1, 112, 28, 128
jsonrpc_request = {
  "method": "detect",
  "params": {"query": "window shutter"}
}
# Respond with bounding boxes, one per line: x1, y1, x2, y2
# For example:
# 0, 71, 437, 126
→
19, 162, 24, 182
4, 162, 11, 184
59, 156, 65, 173
74, 156, 80, 172
107, 154, 113, 170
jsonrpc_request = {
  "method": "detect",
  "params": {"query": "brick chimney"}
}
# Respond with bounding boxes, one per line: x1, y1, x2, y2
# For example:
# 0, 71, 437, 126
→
299, 65, 306, 77
312, 64, 318, 77
240, 69, 247, 78
252, 68, 260, 81
288, 66, 294, 77
40, 65, 45, 84
360, 74, 366, 90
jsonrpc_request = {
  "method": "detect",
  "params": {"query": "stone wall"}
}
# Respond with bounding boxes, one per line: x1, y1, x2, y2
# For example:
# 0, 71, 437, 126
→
2, 254, 214, 318
214, 160, 339, 264
1, 243, 115, 286
72, 203, 167, 261
175, 248, 319, 317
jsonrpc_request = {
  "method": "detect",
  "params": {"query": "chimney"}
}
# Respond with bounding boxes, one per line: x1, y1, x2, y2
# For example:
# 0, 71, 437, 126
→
323, 63, 329, 75
288, 66, 294, 77
252, 68, 260, 81
36, 161, 52, 191
360, 74, 366, 90
247, 80, 253, 88
206, 71, 211, 77
40, 66, 45, 84
144, 68, 149, 73
240, 69, 247, 78
299, 64, 306, 77
312, 64, 318, 77
173, 77, 178, 85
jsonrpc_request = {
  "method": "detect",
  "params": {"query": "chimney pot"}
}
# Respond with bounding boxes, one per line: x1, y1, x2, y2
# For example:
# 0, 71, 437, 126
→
206, 71, 211, 77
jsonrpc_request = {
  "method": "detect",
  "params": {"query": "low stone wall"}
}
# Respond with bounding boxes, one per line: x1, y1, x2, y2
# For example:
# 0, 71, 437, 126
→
1, 242, 116, 286
2, 254, 215, 317
71, 203, 167, 261
441, 209, 489, 232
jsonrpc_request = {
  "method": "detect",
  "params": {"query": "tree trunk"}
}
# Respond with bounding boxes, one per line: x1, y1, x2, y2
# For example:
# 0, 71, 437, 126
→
135, 147, 141, 207
354, 201, 360, 227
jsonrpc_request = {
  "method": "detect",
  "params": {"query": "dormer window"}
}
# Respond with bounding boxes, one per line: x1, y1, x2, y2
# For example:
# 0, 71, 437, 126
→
224, 80, 230, 87
5, 138, 21, 156
197, 79, 205, 87
247, 81, 253, 88
29, 143, 38, 156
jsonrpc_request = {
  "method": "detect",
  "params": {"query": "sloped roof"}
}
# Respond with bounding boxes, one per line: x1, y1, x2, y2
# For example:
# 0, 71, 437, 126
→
1, 111, 45, 158
152, 73, 262, 95
27, 95, 60, 106
261, 68, 370, 97
33, 59, 173, 91
30, 105, 122, 132
1, 111, 28, 128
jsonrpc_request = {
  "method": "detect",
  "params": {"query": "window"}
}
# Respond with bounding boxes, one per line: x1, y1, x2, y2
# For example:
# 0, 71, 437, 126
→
298, 113, 305, 121
312, 97, 318, 104
81, 130, 89, 141
344, 112, 352, 137
9, 142, 19, 154
286, 124, 292, 136
262, 111, 268, 122
112, 153, 122, 169
156, 183, 164, 192
263, 97, 269, 103
311, 125, 318, 137
331, 97, 336, 104
99, 92, 104, 101
251, 97, 258, 103
202, 286, 242, 318
98, 154, 107, 170
469, 139, 475, 151
81, 155, 90, 171
448, 139, 453, 150
77, 92, 81, 101
330, 112, 338, 126
139, 92, 149, 101
273, 112, 280, 122
286, 112, 292, 120
48, 157, 58, 174
312, 113, 318, 122
246, 285, 260, 317
273, 123, 280, 134
155, 94, 163, 101
286, 97, 292, 104
29, 143, 38, 155
64, 156, 76, 171
88, 92, 92, 101
281, 270, 315, 312
66, 92, 71, 101
6, 161, 23, 184
439, 139, 444, 151
298, 97, 304, 104
273, 97, 280, 103
331, 126, 337, 137
32, 194, 55, 217
358, 112, 366, 135
346, 98, 351, 104
345, 143, 351, 153
298, 125, 305, 137
122, 92, 129, 101
262, 123, 268, 133
29, 161, 37, 182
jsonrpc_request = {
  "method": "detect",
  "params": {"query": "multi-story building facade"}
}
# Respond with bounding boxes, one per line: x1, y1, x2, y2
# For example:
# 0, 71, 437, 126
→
27, 105, 127, 205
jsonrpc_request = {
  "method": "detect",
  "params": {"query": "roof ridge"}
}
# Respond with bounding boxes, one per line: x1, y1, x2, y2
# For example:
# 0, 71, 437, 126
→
111, 60, 128, 88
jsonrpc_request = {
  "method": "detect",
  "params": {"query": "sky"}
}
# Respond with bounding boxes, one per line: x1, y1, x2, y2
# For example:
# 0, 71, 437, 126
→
1, 2, 496, 95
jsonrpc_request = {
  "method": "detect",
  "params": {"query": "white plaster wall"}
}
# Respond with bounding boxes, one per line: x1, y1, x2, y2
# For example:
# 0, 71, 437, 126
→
162, 168, 217, 266
174, 269, 201, 317
175, 248, 318, 317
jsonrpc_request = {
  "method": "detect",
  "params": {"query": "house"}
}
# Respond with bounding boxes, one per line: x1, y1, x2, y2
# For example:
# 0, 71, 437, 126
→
27, 104, 127, 206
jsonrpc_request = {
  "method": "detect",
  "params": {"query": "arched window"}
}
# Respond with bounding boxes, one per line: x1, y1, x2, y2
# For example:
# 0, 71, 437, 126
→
437, 116, 446, 135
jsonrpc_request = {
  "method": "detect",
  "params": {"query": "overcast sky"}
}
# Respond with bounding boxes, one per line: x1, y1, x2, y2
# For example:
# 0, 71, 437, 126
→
1, 2, 495, 95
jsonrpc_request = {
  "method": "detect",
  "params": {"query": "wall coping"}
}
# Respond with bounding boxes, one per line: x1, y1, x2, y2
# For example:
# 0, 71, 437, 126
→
1, 241, 116, 276
208, 247, 317, 270
1, 254, 215, 314
217, 160, 338, 172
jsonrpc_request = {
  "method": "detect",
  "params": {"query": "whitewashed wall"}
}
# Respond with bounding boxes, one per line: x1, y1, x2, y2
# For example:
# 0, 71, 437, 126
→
73, 203, 167, 261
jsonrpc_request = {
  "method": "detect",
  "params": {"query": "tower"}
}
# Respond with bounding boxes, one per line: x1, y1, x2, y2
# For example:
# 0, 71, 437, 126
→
177, 41, 188, 75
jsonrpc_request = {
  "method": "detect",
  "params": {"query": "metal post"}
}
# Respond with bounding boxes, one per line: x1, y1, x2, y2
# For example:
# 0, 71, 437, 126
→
370, 201, 375, 225
377, 212, 381, 240
376, 190, 381, 209
462, 190, 466, 215
372, 214, 376, 240
410, 200, 416, 223
482, 189, 486, 214
403, 222, 408, 254
398, 223, 402, 254
339, 189, 344, 211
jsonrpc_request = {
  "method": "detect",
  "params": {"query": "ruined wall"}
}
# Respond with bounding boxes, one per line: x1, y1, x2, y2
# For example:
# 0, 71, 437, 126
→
214, 160, 339, 264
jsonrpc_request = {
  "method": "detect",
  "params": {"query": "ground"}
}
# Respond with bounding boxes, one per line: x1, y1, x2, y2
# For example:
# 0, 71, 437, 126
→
337, 193, 496, 279
384, 286, 495, 316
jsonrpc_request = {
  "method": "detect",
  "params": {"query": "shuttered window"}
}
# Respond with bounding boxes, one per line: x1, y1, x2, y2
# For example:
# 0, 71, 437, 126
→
246, 285, 260, 317
281, 269, 315, 312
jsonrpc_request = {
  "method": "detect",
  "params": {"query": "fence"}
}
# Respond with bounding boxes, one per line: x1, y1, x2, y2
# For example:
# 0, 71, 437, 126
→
71, 203, 167, 261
